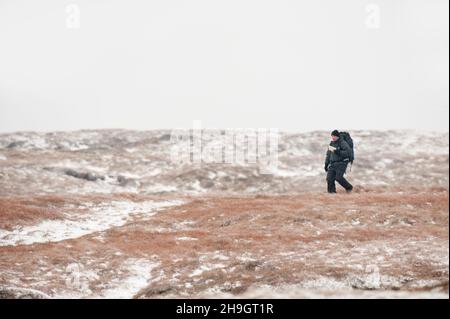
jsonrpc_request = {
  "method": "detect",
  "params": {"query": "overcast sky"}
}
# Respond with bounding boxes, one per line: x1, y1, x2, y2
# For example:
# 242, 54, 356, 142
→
0, 0, 448, 133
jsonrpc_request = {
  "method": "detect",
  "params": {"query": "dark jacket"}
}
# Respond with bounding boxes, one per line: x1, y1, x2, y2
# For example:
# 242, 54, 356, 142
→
325, 138, 352, 167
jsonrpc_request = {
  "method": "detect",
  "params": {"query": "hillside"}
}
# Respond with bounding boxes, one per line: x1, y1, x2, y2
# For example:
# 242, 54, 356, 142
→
0, 130, 448, 298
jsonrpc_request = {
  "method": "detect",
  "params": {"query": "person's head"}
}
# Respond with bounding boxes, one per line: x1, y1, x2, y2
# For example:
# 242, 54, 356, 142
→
331, 130, 340, 142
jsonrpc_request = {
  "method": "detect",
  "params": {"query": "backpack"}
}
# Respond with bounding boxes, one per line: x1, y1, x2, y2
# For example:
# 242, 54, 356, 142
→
339, 132, 354, 163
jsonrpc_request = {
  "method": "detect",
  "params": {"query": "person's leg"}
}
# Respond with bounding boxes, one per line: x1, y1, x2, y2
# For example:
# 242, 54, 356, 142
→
335, 163, 353, 192
326, 167, 337, 193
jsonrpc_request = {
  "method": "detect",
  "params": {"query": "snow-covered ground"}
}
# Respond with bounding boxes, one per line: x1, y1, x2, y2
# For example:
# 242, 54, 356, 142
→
0, 130, 448, 196
0, 130, 448, 299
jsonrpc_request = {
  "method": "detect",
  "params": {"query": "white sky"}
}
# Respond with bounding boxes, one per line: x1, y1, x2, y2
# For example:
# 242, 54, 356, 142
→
0, 0, 448, 133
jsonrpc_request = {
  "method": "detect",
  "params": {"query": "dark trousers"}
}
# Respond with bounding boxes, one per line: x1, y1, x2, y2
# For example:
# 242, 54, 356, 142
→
327, 162, 353, 193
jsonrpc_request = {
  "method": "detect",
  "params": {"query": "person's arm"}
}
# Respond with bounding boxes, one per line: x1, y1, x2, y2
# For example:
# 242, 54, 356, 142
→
325, 150, 331, 171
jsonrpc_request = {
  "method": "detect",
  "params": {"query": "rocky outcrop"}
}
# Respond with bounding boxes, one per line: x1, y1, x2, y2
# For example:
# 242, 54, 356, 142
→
64, 169, 105, 182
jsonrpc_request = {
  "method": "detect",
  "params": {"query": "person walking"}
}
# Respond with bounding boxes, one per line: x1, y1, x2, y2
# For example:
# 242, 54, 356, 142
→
324, 130, 354, 193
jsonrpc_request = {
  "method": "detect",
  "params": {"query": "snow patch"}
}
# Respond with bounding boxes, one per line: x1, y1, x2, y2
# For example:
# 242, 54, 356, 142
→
98, 258, 160, 299
0, 200, 183, 246
176, 237, 198, 241
189, 263, 226, 277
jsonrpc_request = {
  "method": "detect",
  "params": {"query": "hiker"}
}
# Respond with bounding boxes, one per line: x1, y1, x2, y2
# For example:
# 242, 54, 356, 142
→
324, 130, 354, 193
